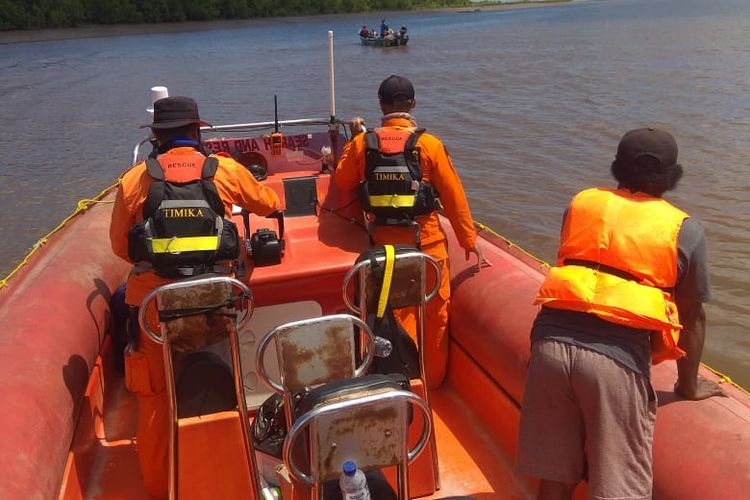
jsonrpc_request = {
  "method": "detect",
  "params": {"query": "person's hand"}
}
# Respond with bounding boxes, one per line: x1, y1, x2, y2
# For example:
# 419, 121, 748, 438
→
465, 246, 491, 271
349, 116, 366, 137
674, 377, 727, 400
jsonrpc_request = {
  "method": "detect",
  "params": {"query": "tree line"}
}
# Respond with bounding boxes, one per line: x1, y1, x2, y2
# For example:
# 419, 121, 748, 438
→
0, 0, 470, 30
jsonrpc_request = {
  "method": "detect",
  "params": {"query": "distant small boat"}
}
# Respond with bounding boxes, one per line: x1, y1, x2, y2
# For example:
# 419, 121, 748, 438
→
360, 35, 409, 47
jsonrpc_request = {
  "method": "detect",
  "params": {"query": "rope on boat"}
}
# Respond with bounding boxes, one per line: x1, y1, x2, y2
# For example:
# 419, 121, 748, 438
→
0, 182, 119, 290
702, 363, 750, 396
474, 220, 550, 270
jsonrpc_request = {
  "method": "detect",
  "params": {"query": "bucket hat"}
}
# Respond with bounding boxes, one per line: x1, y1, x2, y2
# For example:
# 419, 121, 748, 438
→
140, 96, 211, 129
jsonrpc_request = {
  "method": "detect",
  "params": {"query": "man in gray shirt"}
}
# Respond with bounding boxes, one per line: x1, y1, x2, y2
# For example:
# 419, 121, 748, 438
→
516, 128, 725, 500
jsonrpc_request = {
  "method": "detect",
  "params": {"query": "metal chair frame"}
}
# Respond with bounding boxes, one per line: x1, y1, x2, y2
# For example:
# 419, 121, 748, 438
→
342, 249, 443, 489
139, 276, 261, 500
283, 389, 432, 500
256, 314, 375, 432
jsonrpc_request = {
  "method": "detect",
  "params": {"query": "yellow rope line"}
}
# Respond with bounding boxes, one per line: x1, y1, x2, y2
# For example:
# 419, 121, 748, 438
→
0, 182, 119, 290
474, 220, 550, 269
702, 363, 750, 396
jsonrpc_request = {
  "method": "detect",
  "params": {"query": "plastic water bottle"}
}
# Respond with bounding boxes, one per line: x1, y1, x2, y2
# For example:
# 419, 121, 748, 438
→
339, 461, 370, 500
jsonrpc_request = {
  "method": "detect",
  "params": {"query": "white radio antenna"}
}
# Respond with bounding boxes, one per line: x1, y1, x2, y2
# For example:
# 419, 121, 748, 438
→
328, 31, 336, 122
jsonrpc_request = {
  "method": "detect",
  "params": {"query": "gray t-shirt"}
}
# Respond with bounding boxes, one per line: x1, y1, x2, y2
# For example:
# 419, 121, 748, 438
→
531, 217, 711, 376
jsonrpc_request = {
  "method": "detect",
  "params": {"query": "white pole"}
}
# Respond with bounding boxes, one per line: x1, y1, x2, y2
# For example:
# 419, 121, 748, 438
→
328, 30, 336, 121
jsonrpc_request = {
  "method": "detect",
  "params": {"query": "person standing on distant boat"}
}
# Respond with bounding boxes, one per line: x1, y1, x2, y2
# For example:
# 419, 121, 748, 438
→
516, 128, 726, 500
398, 25, 408, 41
380, 18, 388, 37
109, 96, 279, 498
334, 74, 489, 389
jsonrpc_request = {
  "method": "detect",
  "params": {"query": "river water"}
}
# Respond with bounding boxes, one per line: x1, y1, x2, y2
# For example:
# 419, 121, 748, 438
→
1, 0, 748, 388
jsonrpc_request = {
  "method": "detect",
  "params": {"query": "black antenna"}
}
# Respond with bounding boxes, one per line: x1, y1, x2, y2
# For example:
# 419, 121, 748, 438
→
270, 95, 283, 156
274, 94, 279, 133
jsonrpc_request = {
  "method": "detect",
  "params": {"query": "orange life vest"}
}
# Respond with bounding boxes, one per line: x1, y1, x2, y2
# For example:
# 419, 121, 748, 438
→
535, 187, 689, 363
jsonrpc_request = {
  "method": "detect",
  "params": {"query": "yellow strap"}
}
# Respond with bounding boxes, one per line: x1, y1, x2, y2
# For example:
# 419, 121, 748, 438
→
151, 236, 219, 253
368, 194, 416, 208
376, 245, 395, 318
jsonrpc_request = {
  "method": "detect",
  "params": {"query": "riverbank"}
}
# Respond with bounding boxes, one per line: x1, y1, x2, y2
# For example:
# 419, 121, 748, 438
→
0, 0, 573, 45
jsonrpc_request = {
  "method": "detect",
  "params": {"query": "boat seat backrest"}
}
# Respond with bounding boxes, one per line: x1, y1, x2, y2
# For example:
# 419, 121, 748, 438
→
155, 279, 237, 352
342, 246, 443, 494
139, 277, 253, 354
343, 247, 441, 314
256, 314, 375, 395
283, 385, 431, 487
137, 276, 258, 499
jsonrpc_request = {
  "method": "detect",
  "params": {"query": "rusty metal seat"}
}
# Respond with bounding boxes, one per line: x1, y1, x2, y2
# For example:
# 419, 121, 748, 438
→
256, 314, 375, 428
139, 276, 261, 499
283, 383, 432, 500
254, 314, 376, 496
342, 246, 442, 489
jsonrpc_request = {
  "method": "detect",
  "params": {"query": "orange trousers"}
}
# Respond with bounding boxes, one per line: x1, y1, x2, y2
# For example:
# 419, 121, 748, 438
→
123, 311, 170, 499
392, 240, 451, 389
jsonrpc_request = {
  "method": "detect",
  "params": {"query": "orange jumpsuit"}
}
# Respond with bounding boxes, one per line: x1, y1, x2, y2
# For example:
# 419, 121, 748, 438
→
334, 117, 477, 388
110, 147, 279, 498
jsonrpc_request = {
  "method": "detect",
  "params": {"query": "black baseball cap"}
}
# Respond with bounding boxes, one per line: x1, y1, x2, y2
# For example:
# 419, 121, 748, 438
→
140, 96, 211, 129
378, 75, 415, 104
616, 127, 678, 167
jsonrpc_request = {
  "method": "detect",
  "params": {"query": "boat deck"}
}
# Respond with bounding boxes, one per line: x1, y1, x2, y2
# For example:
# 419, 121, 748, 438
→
425, 389, 532, 499
59, 356, 533, 499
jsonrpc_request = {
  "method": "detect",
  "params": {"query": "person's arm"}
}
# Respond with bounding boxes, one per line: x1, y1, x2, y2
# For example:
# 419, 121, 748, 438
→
672, 219, 725, 400
222, 157, 279, 216
423, 135, 490, 268
333, 133, 366, 191
109, 169, 140, 263
675, 304, 725, 399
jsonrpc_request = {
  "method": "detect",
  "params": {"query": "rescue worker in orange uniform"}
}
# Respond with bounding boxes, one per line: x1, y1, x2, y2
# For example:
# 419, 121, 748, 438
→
516, 128, 725, 500
109, 96, 279, 498
334, 75, 489, 389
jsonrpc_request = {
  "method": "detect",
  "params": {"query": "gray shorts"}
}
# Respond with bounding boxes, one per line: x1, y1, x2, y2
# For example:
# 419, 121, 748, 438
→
516, 339, 657, 500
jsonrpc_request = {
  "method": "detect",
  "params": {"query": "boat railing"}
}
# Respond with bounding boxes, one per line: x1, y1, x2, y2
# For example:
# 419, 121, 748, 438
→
131, 117, 358, 166
202, 118, 333, 133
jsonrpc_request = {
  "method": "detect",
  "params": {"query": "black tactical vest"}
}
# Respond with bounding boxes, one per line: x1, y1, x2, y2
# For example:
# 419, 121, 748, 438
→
127, 156, 239, 278
359, 128, 439, 223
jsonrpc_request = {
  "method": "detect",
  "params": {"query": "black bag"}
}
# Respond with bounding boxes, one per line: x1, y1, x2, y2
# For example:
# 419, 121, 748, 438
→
175, 351, 236, 418
252, 390, 304, 458
367, 307, 420, 379
355, 245, 421, 380
252, 392, 287, 457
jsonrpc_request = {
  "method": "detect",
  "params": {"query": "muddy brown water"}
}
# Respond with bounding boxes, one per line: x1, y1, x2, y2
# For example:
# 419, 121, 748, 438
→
1, 0, 748, 388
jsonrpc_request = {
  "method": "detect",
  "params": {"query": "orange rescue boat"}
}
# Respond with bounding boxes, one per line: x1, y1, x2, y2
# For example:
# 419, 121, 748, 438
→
0, 37, 748, 500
